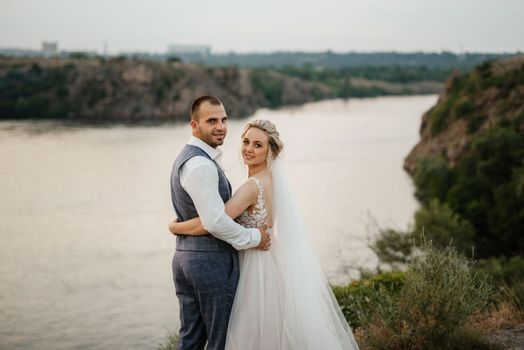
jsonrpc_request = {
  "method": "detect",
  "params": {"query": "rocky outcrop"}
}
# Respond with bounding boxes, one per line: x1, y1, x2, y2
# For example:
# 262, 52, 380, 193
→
0, 57, 337, 121
0, 56, 443, 122
404, 55, 524, 173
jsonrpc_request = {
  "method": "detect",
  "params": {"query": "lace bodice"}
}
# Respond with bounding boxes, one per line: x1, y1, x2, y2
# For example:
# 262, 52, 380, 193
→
235, 177, 269, 229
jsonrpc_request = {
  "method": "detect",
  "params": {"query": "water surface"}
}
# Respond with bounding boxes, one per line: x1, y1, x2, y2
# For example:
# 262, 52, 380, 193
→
0, 95, 437, 349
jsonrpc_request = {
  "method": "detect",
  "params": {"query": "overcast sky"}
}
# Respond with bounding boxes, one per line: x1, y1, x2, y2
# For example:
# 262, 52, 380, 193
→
1, 0, 523, 54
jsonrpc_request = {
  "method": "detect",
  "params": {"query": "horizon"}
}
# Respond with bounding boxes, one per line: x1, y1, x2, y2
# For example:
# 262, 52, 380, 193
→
1, 0, 523, 55
1, 45, 522, 56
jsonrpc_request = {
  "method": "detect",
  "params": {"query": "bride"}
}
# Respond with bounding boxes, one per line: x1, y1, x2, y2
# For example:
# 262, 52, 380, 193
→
169, 119, 359, 350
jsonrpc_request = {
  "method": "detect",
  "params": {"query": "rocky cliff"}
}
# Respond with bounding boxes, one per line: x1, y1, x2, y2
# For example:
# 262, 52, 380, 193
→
0, 57, 334, 121
404, 55, 524, 173
0, 56, 441, 121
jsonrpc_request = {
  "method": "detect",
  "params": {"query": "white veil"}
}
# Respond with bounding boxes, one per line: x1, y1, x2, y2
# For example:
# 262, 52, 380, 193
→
271, 158, 360, 350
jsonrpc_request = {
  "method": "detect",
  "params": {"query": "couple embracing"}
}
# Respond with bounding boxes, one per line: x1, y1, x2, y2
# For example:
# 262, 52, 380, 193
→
169, 96, 359, 350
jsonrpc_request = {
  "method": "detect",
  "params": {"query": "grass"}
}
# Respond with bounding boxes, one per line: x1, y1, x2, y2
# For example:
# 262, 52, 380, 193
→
338, 239, 498, 350
157, 330, 179, 350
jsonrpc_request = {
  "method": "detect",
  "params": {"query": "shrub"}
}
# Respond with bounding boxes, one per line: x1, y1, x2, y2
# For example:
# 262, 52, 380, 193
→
444, 328, 504, 350
504, 280, 524, 313
250, 69, 283, 108
474, 256, 524, 285
167, 56, 181, 63
414, 199, 475, 256
371, 199, 475, 268
413, 126, 524, 258
467, 113, 486, 133
447, 127, 524, 257
68, 52, 91, 60
413, 156, 451, 204
431, 94, 458, 134
360, 240, 493, 350
370, 228, 414, 267
332, 271, 406, 328
477, 61, 493, 79
453, 98, 474, 118
310, 84, 329, 101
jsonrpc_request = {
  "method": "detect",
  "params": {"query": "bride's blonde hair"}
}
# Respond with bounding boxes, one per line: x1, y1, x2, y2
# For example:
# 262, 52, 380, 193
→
241, 119, 284, 160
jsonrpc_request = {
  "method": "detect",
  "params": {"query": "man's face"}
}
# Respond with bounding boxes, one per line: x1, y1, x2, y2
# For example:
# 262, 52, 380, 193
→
191, 101, 228, 148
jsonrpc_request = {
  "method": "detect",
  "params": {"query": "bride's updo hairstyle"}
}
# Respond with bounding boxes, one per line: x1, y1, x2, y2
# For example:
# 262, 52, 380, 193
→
241, 119, 284, 160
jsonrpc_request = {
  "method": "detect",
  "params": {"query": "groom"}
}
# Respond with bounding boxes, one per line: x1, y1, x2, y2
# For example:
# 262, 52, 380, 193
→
170, 95, 271, 350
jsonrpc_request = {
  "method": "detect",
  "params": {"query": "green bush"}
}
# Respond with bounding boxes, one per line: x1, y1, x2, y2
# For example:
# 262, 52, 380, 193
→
167, 56, 181, 63
250, 69, 283, 108
332, 270, 406, 328
370, 206, 475, 269
474, 256, 524, 316
453, 98, 474, 118
413, 126, 524, 258
413, 156, 451, 204
370, 198, 476, 266
0, 65, 71, 118
445, 328, 504, 350
477, 61, 493, 79
68, 52, 91, 60
370, 228, 414, 267
474, 256, 524, 285
447, 127, 524, 257
277, 64, 451, 84
360, 240, 493, 350
467, 113, 487, 133
414, 199, 475, 256
430, 94, 458, 134
504, 280, 524, 312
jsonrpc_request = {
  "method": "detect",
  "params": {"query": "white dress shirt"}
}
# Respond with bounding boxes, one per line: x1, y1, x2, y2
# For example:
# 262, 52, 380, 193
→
179, 136, 261, 250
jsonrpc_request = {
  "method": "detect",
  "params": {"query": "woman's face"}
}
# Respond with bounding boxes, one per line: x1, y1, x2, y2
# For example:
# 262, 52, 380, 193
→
242, 127, 269, 167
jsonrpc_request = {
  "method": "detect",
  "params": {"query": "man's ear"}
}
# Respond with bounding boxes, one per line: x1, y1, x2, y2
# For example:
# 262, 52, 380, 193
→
190, 120, 198, 131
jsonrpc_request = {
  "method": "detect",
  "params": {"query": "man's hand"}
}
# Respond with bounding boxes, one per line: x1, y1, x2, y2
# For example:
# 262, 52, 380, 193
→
256, 225, 271, 250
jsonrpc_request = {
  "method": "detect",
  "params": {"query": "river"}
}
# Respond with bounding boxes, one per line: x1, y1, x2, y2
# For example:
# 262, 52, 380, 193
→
0, 95, 436, 349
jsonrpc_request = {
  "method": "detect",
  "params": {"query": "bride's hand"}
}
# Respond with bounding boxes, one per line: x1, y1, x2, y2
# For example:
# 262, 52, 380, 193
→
168, 218, 181, 235
256, 224, 271, 251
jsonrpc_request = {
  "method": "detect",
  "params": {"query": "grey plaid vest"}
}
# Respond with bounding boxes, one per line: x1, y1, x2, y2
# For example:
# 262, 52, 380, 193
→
170, 144, 236, 252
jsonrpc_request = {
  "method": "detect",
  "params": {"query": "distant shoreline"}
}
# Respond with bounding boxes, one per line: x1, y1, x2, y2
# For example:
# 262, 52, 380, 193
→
0, 94, 438, 127
0, 56, 447, 122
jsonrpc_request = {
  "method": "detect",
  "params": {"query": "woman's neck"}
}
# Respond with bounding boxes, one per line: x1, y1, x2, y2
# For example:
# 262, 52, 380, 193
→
248, 162, 267, 177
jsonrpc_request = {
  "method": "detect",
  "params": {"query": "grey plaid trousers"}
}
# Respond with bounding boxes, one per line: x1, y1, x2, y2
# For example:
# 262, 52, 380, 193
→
173, 250, 239, 350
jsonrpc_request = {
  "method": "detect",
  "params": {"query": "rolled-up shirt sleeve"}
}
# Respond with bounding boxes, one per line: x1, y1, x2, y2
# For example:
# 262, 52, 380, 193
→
180, 156, 261, 250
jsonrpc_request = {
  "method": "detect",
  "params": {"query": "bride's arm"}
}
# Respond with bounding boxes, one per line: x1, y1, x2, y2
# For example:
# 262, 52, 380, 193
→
168, 217, 206, 236
168, 179, 259, 236
224, 179, 259, 219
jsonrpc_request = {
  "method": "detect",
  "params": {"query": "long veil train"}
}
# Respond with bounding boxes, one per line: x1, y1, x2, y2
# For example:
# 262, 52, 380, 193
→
272, 158, 359, 350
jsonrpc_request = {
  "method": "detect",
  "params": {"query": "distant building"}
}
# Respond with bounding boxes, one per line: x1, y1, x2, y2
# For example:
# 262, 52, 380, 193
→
167, 44, 211, 58
42, 41, 58, 57
0, 47, 41, 57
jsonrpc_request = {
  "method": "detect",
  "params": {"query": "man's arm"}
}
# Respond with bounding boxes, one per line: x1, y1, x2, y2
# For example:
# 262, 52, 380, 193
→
180, 156, 261, 250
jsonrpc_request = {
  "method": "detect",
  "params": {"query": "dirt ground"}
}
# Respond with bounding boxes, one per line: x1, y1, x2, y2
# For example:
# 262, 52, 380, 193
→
491, 324, 524, 350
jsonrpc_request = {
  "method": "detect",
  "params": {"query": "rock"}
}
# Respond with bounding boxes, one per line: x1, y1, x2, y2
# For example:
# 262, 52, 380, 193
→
404, 55, 524, 174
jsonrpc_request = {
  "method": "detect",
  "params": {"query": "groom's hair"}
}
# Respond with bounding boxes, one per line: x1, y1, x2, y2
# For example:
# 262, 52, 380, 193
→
190, 95, 223, 121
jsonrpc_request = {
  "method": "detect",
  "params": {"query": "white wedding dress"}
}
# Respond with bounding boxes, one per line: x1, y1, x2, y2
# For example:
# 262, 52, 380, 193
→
225, 161, 359, 350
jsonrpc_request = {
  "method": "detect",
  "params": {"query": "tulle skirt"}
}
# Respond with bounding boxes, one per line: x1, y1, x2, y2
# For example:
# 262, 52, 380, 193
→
225, 235, 358, 350
225, 235, 293, 349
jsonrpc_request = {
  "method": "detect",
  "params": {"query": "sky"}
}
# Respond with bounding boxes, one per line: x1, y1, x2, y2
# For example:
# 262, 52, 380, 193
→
0, 0, 523, 54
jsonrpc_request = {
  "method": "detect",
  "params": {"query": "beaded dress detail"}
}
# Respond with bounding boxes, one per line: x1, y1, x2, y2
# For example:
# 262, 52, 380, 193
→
235, 177, 268, 229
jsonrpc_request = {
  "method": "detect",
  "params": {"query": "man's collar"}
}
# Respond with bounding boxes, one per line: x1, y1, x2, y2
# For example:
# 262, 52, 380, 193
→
187, 135, 222, 160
